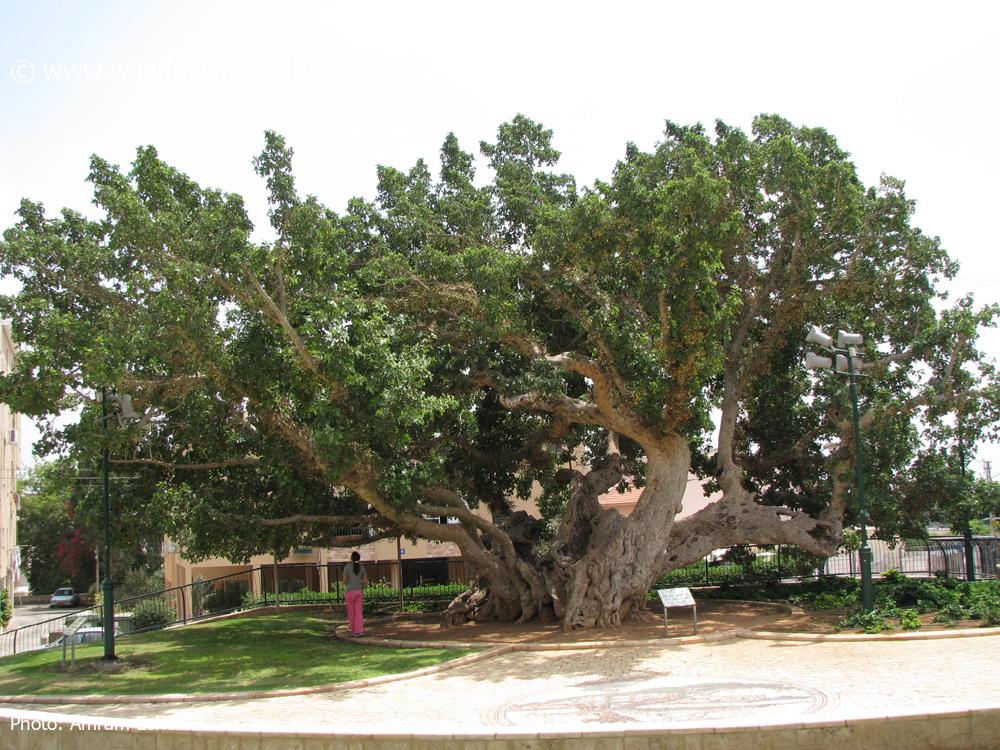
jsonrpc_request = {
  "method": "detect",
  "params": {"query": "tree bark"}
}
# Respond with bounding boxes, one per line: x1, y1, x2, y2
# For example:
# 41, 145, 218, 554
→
442, 434, 694, 631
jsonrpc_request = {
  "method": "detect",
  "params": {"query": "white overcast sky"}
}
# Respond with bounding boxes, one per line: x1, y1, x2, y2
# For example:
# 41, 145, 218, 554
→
2, 0, 999, 477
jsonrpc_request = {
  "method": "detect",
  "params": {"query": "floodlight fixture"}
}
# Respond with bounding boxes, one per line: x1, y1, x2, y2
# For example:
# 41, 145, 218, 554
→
836, 354, 865, 374
804, 352, 833, 370
116, 394, 139, 421
805, 325, 834, 349
837, 330, 863, 348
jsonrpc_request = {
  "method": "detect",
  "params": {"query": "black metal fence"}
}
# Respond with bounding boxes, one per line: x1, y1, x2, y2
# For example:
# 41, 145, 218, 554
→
2, 537, 995, 658
655, 537, 1000, 588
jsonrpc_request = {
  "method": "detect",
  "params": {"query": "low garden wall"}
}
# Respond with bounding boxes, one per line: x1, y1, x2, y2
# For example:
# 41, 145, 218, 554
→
0, 706, 997, 749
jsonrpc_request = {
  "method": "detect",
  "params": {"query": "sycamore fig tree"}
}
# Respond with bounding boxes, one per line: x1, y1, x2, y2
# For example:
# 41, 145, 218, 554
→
2, 115, 997, 629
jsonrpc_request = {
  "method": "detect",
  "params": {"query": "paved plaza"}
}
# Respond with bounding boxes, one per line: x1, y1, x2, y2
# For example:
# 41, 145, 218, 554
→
2, 630, 998, 744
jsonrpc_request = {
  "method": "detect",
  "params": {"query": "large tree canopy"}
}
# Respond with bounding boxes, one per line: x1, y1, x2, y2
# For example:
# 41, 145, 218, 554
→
2, 115, 997, 628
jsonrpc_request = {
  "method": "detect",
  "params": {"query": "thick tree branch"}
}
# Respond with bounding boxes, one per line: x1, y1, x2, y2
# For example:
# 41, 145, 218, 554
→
497, 390, 607, 427
209, 510, 386, 528
661, 495, 842, 573
499, 335, 662, 446
538, 279, 633, 400
110, 457, 261, 470
242, 264, 348, 402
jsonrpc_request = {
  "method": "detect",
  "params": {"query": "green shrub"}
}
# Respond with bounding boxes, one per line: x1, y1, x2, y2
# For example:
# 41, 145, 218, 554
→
899, 608, 923, 630
978, 603, 1000, 627
838, 607, 891, 634
0, 590, 11, 628
812, 592, 850, 609
118, 568, 165, 599
876, 571, 959, 611
880, 569, 906, 583
243, 589, 342, 608
965, 580, 1000, 626
780, 548, 827, 577
201, 588, 245, 614
239, 581, 466, 610
131, 598, 176, 632
723, 546, 757, 571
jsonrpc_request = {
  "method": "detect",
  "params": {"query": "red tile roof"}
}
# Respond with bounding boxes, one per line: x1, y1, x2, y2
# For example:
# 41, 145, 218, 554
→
598, 475, 720, 518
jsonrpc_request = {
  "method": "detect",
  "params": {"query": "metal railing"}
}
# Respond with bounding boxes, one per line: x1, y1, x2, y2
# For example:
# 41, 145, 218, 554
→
655, 537, 1000, 588
0, 559, 471, 657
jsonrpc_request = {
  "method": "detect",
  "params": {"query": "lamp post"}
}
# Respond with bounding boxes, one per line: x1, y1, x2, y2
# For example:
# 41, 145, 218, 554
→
99, 388, 138, 661
100, 388, 115, 660
805, 326, 875, 611
958, 414, 976, 581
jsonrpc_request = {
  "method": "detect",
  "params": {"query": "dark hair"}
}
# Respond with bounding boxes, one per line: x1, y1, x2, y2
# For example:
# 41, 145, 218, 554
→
351, 550, 360, 575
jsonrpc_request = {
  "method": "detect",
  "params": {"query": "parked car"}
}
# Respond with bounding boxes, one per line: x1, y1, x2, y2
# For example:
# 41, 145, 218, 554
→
49, 588, 80, 607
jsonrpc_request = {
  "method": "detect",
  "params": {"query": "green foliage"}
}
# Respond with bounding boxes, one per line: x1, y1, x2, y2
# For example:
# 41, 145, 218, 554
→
899, 608, 923, 630
835, 577, 999, 630
130, 598, 176, 632
965, 519, 991, 535
242, 589, 339, 608
654, 545, 837, 589
840, 529, 862, 553
1, 114, 997, 602
690, 573, 997, 632
240, 581, 465, 610
839, 607, 890, 634
0, 590, 12, 628
812, 592, 851, 609
784, 578, 860, 608
118, 569, 165, 599
877, 569, 962, 612
18, 460, 164, 595
200, 588, 246, 614
722, 546, 756, 571
781, 548, 827, 577
17, 461, 92, 594
964, 580, 1000, 625
655, 560, 767, 588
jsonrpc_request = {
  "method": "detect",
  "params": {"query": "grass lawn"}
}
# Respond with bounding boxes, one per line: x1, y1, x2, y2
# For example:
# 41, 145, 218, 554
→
0, 611, 474, 696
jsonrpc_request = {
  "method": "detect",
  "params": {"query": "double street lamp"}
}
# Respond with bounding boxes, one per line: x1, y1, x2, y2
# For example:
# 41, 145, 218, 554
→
804, 325, 875, 611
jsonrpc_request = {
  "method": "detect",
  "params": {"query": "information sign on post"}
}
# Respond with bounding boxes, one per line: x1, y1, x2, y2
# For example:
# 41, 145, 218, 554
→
656, 587, 697, 637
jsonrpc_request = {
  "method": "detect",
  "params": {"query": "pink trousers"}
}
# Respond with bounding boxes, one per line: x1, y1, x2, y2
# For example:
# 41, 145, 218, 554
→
346, 589, 364, 635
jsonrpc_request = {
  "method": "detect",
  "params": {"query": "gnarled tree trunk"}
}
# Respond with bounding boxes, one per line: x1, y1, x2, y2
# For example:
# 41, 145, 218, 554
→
443, 434, 693, 630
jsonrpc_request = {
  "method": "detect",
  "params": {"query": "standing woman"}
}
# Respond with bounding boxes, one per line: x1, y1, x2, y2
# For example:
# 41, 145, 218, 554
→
342, 551, 367, 636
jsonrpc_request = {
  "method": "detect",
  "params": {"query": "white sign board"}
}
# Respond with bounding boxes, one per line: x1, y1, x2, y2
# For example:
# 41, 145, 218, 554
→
657, 587, 695, 608
656, 587, 697, 637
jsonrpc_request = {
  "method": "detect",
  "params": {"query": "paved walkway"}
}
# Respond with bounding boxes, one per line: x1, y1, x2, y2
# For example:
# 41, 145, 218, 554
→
10, 632, 1000, 735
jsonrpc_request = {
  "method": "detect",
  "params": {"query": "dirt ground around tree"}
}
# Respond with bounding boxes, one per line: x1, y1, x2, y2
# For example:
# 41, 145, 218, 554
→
361, 599, 991, 644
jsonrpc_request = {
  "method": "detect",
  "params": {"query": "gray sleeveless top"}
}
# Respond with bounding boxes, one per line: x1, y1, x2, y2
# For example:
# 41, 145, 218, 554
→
342, 563, 367, 592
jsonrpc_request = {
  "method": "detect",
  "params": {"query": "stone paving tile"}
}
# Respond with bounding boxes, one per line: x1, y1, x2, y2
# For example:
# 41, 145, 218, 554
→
6, 634, 999, 735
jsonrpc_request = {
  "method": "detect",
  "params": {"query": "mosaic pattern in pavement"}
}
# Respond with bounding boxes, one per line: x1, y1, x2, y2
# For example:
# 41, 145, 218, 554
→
488, 677, 836, 726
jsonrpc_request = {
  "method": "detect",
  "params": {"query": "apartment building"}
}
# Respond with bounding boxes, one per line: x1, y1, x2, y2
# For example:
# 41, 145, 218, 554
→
0, 322, 21, 595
